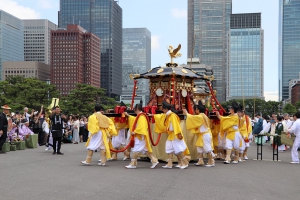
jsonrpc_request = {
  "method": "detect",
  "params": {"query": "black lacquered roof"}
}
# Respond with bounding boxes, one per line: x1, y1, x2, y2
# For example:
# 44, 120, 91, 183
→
133, 63, 206, 80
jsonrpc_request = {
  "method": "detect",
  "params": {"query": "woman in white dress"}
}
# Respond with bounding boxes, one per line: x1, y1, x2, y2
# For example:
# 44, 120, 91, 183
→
73, 115, 80, 144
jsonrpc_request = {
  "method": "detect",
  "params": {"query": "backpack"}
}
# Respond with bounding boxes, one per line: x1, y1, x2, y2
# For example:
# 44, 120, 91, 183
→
253, 118, 263, 134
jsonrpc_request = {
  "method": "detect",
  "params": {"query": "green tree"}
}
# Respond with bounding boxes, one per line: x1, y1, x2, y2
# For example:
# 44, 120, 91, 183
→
295, 100, 300, 110
221, 98, 281, 118
0, 76, 60, 111
60, 84, 117, 115
283, 103, 297, 115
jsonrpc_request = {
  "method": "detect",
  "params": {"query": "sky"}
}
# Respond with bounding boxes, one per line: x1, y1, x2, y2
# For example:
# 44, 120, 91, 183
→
0, 0, 279, 101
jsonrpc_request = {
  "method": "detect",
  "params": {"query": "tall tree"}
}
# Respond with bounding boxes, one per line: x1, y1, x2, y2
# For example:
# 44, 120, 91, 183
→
0, 76, 60, 111
59, 84, 117, 115
283, 103, 297, 115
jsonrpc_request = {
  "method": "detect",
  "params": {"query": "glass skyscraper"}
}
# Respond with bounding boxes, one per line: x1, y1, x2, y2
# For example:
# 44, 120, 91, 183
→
188, 0, 232, 102
58, 0, 122, 97
279, 0, 300, 101
0, 10, 24, 80
121, 28, 151, 103
227, 13, 264, 100
24, 19, 58, 65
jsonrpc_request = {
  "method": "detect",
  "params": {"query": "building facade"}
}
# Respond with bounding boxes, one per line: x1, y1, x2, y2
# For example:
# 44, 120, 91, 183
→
182, 58, 213, 90
291, 81, 300, 105
188, 0, 232, 102
2, 61, 50, 81
0, 10, 24, 80
58, 0, 122, 97
279, 0, 300, 101
227, 13, 264, 100
51, 25, 100, 95
121, 28, 151, 104
24, 19, 58, 65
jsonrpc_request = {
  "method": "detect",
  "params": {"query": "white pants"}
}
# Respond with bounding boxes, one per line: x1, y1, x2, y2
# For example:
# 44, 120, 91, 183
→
291, 136, 300, 162
165, 138, 187, 155
197, 133, 213, 153
222, 133, 227, 150
86, 130, 105, 151
225, 132, 241, 150
112, 129, 126, 148
131, 136, 147, 154
239, 136, 246, 153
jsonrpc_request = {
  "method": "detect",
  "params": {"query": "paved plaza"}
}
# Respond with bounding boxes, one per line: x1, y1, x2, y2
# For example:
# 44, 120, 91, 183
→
1, 142, 300, 200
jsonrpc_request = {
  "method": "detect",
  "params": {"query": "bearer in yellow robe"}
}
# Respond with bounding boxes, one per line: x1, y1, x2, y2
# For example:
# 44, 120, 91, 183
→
239, 109, 252, 160
151, 101, 190, 169
183, 102, 215, 167
216, 101, 244, 164
109, 116, 129, 161
123, 103, 159, 169
81, 105, 117, 166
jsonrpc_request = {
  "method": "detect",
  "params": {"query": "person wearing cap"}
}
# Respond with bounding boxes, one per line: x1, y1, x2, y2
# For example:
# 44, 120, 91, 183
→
50, 106, 64, 155
0, 105, 11, 153
183, 101, 215, 167
81, 105, 117, 166
151, 101, 190, 169
18, 119, 34, 140
123, 103, 159, 169
215, 101, 243, 164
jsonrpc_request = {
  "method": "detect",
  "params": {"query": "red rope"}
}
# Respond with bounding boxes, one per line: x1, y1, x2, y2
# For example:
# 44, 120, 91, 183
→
110, 112, 161, 153
138, 113, 161, 146
110, 136, 134, 153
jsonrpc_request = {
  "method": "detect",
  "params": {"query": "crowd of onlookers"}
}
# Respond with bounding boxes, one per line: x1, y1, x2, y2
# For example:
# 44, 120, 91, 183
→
7, 106, 89, 146
251, 112, 294, 151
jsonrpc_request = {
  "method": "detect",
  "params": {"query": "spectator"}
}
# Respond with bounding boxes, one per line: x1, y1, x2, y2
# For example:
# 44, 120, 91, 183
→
19, 119, 34, 140
274, 115, 285, 152
62, 126, 73, 143
283, 113, 293, 131
72, 115, 79, 144
79, 116, 85, 142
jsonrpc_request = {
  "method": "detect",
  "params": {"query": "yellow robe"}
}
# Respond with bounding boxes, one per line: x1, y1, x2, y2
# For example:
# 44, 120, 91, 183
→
219, 114, 243, 141
154, 112, 190, 155
211, 120, 220, 147
186, 113, 214, 149
239, 116, 248, 138
86, 113, 117, 159
110, 117, 128, 133
128, 114, 153, 153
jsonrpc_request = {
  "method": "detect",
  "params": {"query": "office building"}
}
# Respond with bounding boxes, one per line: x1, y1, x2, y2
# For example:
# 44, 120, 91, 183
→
0, 10, 24, 80
182, 58, 213, 91
2, 61, 50, 81
51, 25, 100, 95
279, 0, 300, 101
188, 0, 232, 102
291, 82, 300, 105
24, 19, 58, 65
121, 28, 151, 104
227, 13, 264, 100
58, 0, 122, 97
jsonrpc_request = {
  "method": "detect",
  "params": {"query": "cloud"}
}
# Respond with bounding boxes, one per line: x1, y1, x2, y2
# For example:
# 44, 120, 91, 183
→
0, 0, 40, 19
264, 91, 278, 101
171, 8, 187, 19
37, 0, 59, 9
151, 35, 161, 51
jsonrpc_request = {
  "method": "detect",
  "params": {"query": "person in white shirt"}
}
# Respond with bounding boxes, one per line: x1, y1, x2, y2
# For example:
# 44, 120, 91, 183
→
283, 113, 293, 131
72, 115, 80, 144
287, 112, 300, 164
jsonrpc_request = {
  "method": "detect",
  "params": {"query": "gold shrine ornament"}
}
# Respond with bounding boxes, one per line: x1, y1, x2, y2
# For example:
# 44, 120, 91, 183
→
181, 69, 188, 74
157, 68, 164, 74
